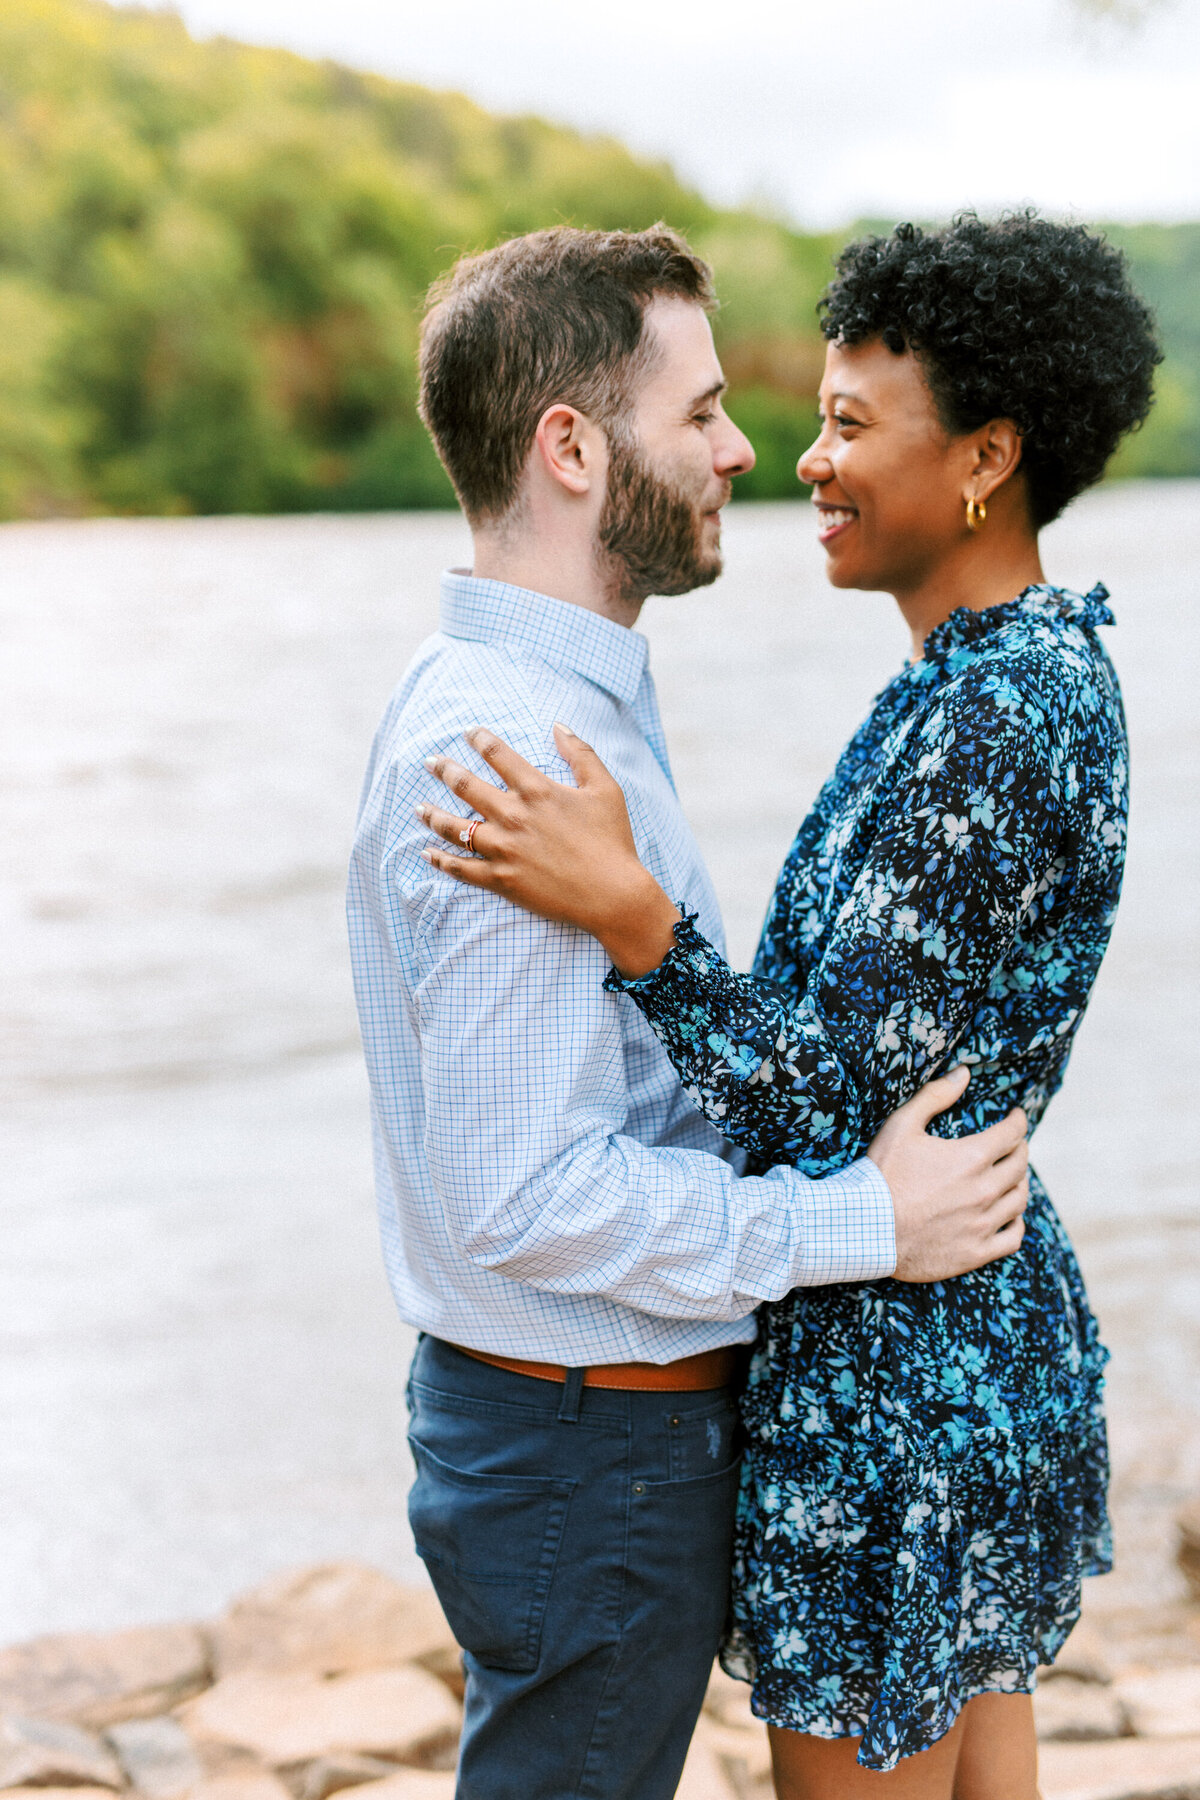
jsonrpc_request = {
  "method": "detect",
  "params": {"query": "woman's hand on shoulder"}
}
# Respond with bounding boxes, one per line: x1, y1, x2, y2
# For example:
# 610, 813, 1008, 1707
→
417, 723, 681, 975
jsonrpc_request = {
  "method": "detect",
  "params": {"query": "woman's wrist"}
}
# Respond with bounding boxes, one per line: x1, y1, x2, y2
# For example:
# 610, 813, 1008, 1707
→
592, 868, 681, 978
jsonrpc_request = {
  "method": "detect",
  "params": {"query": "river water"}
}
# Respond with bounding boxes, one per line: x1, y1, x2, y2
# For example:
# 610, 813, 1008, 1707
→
3, 487, 1198, 1650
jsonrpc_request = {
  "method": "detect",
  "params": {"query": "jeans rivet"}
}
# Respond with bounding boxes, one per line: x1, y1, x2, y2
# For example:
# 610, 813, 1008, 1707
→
669, 1415, 680, 1427
633, 1482, 645, 1495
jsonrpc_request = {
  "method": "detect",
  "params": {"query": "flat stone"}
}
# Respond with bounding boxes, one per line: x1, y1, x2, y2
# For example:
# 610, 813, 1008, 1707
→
210, 1566, 454, 1680
702, 1664, 758, 1731
1034, 1676, 1128, 1741
697, 1718, 773, 1788
674, 1734, 740, 1800
1113, 1666, 1200, 1738
0, 1623, 209, 1729
289, 1752, 400, 1800
106, 1714, 204, 1796
1178, 1501, 1200, 1604
185, 1777, 295, 1800
346, 1778, 456, 1800
0, 1789, 120, 1799
1041, 1617, 1119, 1687
181, 1667, 462, 1767
410, 1646, 462, 1704
0, 1713, 123, 1789
1039, 1734, 1200, 1799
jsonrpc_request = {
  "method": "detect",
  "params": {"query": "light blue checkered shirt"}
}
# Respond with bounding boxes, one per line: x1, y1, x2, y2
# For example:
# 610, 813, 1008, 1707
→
346, 571, 896, 1364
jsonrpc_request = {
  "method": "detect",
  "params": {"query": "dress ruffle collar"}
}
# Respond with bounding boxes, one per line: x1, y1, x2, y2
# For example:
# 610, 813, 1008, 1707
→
922, 583, 1113, 663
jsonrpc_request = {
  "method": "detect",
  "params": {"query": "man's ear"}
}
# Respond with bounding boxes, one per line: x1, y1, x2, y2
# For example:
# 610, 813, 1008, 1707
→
533, 404, 601, 497
969, 417, 1024, 505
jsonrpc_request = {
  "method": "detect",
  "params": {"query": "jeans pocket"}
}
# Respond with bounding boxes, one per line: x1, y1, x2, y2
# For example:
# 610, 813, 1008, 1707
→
408, 1435, 576, 1673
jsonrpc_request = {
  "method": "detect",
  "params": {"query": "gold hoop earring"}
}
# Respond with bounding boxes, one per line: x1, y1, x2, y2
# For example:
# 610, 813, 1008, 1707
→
965, 496, 987, 532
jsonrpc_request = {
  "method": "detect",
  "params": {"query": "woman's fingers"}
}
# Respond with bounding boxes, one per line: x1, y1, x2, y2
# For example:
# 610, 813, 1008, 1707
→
551, 723, 615, 791
465, 728, 545, 798
421, 845, 497, 888
424, 754, 504, 816
417, 802, 491, 853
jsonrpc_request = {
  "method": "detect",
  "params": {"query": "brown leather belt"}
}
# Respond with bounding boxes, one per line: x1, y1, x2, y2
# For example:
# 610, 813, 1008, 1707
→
451, 1343, 739, 1391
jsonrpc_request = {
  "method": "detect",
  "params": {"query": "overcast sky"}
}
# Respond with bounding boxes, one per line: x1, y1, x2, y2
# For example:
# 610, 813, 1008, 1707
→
151, 0, 1200, 227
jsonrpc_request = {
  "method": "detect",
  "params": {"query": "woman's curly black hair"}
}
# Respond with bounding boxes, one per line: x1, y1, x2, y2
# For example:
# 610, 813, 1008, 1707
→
818, 212, 1162, 528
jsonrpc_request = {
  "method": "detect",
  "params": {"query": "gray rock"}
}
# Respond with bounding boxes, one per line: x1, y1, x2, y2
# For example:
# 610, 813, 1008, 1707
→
1040, 1616, 1118, 1687
1113, 1666, 1200, 1739
1034, 1676, 1128, 1741
0, 1787, 119, 1799
1039, 1733, 1200, 1798
0, 1623, 210, 1729
341, 1779, 455, 1800
107, 1714, 204, 1796
180, 1667, 462, 1767
0, 1712, 123, 1789
1179, 1502, 1200, 1605
288, 1752, 400, 1800
185, 1777, 294, 1800
209, 1566, 454, 1681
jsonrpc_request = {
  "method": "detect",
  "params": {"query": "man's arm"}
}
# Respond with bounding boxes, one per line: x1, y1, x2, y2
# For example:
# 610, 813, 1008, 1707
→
403, 863, 1026, 1318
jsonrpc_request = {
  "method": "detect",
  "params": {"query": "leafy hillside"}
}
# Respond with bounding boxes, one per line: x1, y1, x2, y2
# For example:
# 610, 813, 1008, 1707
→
0, 0, 1192, 517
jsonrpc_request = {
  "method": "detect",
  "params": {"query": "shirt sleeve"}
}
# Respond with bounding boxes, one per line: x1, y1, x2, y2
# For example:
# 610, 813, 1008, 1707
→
606, 660, 1068, 1177
401, 867, 896, 1312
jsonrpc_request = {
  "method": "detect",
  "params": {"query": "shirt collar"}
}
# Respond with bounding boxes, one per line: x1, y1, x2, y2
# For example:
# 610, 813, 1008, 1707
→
439, 570, 650, 707
922, 582, 1114, 663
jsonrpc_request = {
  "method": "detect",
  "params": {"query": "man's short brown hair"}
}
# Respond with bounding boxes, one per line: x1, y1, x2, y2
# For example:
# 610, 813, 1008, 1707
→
418, 224, 715, 524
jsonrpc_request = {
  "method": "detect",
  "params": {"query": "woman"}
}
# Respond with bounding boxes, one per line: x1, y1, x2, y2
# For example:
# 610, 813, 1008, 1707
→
417, 215, 1160, 1793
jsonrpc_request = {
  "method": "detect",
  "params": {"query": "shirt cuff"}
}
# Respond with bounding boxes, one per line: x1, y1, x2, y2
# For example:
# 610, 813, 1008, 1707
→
791, 1154, 897, 1286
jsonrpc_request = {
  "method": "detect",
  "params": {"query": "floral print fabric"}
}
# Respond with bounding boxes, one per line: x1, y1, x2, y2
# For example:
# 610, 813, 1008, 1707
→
605, 584, 1124, 1769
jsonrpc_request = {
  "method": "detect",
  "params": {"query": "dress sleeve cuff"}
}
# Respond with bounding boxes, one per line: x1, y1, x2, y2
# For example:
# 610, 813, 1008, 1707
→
791, 1154, 898, 1286
602, 906, 712, 997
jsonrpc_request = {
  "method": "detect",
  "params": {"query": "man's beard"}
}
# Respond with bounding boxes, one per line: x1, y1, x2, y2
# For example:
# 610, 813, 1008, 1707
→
596, 433, 726, 606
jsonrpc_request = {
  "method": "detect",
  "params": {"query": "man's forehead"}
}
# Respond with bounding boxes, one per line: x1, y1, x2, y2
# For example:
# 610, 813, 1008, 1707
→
639, 295, 722, 390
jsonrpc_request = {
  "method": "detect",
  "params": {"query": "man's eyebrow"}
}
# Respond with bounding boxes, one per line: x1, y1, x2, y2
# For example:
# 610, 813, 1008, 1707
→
687, 379, 727, 409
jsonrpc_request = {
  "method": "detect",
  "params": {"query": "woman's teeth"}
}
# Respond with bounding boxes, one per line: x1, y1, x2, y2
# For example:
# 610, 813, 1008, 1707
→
820, 509, 855, 531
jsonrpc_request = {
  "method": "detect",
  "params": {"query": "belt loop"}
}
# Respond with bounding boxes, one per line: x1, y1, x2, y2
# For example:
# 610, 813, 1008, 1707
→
557, 1366, 586, 1423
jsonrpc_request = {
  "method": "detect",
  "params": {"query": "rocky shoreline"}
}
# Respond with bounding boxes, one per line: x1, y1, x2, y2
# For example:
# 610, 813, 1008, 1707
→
3, 1538, 1200, 1800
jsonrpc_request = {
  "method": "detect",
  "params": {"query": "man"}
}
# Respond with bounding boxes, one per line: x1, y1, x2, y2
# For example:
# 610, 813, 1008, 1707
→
346, 225, 1028, 1800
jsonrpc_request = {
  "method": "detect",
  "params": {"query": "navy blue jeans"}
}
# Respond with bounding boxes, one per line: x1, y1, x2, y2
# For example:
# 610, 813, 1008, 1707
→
406, 1337, 742, 1800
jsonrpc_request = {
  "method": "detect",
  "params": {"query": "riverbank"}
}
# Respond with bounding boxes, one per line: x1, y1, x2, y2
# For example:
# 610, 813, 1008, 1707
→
3, 1559, 1200, 1800
2, 487, 1197, 1656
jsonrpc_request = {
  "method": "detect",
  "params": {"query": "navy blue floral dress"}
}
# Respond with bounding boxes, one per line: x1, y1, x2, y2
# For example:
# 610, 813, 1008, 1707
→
607, 585, 1124, 1770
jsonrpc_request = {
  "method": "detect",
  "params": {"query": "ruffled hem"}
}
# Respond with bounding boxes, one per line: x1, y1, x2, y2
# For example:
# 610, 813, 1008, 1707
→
722, 1405, 1110, 1771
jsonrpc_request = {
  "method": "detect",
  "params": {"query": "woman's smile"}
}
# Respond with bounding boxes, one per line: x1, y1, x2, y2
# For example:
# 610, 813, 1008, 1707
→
814, 502, 858, 543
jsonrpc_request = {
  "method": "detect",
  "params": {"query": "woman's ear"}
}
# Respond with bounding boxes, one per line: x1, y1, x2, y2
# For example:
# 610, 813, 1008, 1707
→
969, 417, 1024, 506
533, 404, 600, 498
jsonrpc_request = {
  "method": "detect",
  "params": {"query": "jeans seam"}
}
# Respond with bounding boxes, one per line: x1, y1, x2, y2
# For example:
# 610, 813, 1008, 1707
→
573, 1421, 635, 1799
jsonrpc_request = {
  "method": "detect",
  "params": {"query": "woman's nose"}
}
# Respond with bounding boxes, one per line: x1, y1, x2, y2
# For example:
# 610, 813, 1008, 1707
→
797, 441, 830, 486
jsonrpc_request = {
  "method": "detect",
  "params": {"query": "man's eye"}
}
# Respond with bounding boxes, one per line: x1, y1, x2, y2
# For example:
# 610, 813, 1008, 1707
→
693, 410, 717, 426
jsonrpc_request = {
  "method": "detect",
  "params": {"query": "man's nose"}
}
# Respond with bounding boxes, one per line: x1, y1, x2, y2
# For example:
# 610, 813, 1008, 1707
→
717, 418, 756, 477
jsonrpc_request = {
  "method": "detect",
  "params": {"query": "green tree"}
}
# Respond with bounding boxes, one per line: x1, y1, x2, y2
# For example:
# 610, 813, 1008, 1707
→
0, 0, 1195, 518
